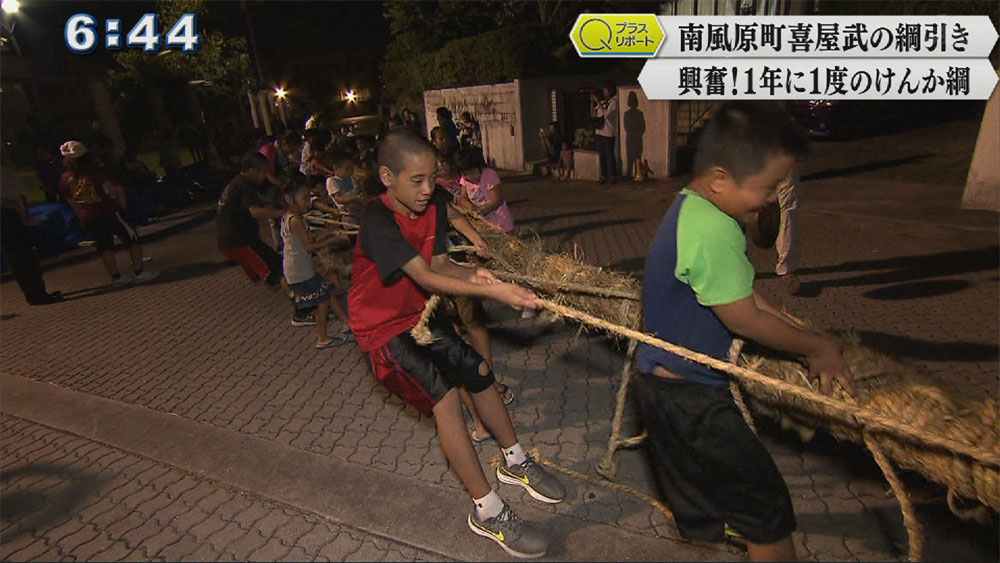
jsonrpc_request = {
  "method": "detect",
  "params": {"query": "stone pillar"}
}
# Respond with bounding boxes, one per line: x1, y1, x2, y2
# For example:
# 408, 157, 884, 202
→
257, 91, 274, 136
87, 80, 126, 153
248, 91, 261, 129
962, 69, 999, 211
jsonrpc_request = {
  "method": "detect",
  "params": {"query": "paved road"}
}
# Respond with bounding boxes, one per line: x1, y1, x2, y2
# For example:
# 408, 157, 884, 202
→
2, 171, 997, 561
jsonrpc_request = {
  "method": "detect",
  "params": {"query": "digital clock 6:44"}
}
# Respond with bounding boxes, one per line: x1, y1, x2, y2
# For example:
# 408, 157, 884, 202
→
65, 13, 201, 54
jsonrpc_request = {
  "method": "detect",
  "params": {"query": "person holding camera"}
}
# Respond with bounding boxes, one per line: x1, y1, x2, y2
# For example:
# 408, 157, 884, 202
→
591, 81, 619, 184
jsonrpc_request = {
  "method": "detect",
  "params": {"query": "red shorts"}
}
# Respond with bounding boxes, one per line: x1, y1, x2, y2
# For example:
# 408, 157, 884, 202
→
221, 246, 271, 281
367, 318, 494, 416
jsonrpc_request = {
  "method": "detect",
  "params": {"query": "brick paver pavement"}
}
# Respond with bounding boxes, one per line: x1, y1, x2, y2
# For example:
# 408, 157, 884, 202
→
0, 415, 441, 562
1, 169, 997, 561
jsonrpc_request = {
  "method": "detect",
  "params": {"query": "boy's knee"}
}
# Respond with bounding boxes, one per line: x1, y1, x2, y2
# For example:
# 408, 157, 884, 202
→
462, 359, 495, 394
432, 387, 462, 417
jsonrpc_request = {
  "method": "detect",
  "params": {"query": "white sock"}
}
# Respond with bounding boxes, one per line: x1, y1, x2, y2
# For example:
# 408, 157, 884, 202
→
474, 489, 504, 520
503, 442, 527, 467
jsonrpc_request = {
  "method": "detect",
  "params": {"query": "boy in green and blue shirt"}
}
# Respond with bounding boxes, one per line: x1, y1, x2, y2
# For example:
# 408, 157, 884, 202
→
636, 101, 856, 561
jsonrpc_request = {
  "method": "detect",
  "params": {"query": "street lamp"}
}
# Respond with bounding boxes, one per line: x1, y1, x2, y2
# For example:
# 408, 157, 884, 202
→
1, 0, 21, 55
345, 90, 356, 103
273, 87, 288, 127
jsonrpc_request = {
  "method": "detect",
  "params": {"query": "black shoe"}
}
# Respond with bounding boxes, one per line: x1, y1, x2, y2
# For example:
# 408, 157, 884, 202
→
291, 312, 317, 327
28, 292, 64, 306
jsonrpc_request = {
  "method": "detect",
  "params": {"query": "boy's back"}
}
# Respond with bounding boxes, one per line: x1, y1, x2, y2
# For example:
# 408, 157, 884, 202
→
636, 188, 754, 384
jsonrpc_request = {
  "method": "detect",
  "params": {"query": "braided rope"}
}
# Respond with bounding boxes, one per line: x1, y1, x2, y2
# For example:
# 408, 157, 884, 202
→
534, 298, 999, 469
865, 432, 924, 562
492, 271, 641, 301
304, 215, 360, 231
410, 295, 443, 345
597, 340, 639, 480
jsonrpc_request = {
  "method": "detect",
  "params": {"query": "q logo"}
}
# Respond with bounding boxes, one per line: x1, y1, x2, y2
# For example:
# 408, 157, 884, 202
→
579, 18, 613, 51
569, 14, 665, 58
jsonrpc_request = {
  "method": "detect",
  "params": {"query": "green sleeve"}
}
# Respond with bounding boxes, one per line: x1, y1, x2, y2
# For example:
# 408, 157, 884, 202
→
675, 196, 755, 306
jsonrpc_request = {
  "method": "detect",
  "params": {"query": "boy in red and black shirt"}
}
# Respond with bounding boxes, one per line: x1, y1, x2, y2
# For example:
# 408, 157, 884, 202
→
349, 131, 564, 559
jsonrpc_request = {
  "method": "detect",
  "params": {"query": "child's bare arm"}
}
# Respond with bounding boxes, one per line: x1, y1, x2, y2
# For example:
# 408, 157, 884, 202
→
332, 193, 364, 205
476, 184, 503, 216
401, 254, 536, 310
311, 199, 340, 215
713, 296, 856, 396
447, 206, 489, 256
289, 214, 327, 252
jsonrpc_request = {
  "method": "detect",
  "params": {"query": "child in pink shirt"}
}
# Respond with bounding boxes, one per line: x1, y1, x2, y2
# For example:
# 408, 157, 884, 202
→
456, 148, 514, 234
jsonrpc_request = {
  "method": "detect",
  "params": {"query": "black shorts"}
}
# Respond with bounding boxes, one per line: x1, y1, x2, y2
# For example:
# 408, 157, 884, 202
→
634, 373, 796, 544
82, 213, 139, 252
367, 317, 495, 416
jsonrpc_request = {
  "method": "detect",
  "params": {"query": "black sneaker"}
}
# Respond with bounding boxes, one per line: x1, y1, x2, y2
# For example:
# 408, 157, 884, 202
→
496, 455, 566, 504
468, 505, 548, 559
28, 292, 64, 306
291, 312, 316, 327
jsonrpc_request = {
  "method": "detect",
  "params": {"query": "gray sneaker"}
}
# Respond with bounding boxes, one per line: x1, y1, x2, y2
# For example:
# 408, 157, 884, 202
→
468, 505, 548, 559
496, 455, 566, 504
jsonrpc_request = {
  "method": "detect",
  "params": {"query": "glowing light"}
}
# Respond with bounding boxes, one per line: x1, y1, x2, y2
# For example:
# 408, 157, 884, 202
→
1, 0, 20, 14
275, 87, 286, 99
345, 90, 356, 103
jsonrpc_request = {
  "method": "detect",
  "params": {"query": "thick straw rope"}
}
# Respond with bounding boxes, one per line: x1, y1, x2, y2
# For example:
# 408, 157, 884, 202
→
492, 271, 642, 301
528, 297, 1000, 562
534, 298, 1000, 469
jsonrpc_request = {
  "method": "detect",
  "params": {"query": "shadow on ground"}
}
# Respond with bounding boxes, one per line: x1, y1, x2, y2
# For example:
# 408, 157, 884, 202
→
758, 246, 999, 299
1, 464, 109, 542
800, 154, 933, 182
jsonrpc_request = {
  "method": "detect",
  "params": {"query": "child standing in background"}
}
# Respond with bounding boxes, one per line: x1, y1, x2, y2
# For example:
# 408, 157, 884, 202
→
282, 177, 351, 348
325, 152, 365, 225
557, 141, 573, 180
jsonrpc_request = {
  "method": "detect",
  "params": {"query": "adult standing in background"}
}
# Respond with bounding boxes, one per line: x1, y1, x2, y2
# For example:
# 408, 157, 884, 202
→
0, 163, 62, 305
775, 170, 801, 294
591, 81, 619, 184
435, 107, 461, 157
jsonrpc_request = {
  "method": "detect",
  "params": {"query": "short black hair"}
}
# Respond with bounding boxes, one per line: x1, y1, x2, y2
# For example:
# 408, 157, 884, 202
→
282, 131, 302, 146
436, 150, 457, 169
240, 151, 267, 172
286, 173, 312, 198
455, 146, 485, 172
328, 150, 354, 169
306, 174, 327, 189
693, 101, 809, 183
377, 130, 436, 174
